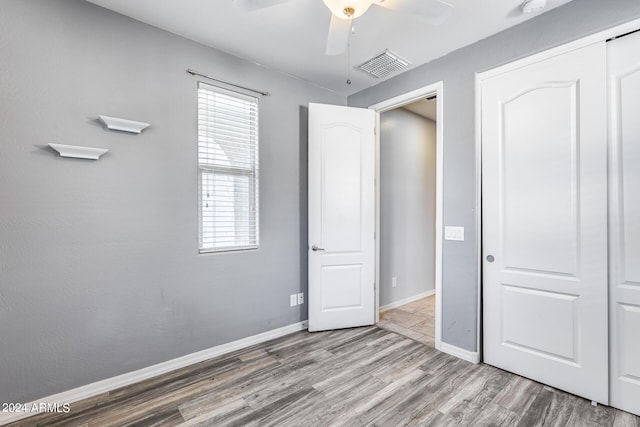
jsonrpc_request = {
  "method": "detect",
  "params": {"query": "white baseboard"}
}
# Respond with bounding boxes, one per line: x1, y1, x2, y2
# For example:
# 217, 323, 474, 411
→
379, 289, 435, 313
439, 342, 481, 364
0, 321, 308, 426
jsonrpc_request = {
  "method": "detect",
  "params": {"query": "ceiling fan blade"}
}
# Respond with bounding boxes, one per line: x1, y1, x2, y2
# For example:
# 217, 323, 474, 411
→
232, 0, 293, 12
375, 0, 453, 25
326, 15, 351, 55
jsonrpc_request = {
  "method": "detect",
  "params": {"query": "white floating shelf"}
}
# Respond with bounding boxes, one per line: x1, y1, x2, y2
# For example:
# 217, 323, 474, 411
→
99, 115, 150, 134
49, 143, 109, 160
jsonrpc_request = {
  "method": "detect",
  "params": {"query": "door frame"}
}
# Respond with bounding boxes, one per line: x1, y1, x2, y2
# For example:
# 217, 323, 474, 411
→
368, 81, 444, 351
476, 17, 640, 362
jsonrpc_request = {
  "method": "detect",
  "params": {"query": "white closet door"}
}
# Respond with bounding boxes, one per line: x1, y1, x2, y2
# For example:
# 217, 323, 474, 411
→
608, 31, 640, 417
482, 42, 608, 403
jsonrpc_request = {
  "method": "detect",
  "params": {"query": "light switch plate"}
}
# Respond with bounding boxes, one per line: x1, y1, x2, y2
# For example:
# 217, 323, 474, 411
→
444, 226, 465, 241
290, 294, 298, 307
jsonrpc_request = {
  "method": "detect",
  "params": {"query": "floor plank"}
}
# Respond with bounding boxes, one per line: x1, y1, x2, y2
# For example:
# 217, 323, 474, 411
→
5, 326, 639, 426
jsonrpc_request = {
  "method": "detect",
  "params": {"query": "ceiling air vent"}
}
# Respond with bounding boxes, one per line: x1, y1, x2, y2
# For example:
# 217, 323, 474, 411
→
356, 50, 411, 79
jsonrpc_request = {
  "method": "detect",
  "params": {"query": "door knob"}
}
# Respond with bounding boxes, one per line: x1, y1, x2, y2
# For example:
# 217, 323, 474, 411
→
486, 255, 495, 263
312, 245, 325, 251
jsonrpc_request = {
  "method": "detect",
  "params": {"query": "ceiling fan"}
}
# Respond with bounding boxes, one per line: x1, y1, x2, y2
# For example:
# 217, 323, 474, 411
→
232, 0, 454, 55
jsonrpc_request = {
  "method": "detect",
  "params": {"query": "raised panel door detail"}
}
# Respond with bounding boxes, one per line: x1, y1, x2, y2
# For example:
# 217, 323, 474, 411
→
321, 265, 363, 311
618, 69, 640, 286
501, 83, 579, 278
321, 125, 362, 253
501, 284, 578, 364
617, 304, 640, 384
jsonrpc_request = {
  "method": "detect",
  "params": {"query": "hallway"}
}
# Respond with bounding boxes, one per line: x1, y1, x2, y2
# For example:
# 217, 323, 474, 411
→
378, 295, 436, 347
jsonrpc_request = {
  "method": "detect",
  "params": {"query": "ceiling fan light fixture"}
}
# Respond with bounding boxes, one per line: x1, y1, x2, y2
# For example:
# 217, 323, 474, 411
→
322, 0, 375, 19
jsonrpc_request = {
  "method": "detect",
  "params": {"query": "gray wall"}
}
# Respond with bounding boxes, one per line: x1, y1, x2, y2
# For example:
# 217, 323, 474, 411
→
0, 0, 344, 403
350, 0, 640, 352
380, 109, 436, 307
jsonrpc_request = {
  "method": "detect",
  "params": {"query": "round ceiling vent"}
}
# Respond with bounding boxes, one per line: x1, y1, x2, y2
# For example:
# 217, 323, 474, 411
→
522, 0, 546, 14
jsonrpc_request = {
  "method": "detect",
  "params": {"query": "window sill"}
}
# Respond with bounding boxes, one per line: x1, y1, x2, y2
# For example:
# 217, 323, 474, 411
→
199, 245, 259, 254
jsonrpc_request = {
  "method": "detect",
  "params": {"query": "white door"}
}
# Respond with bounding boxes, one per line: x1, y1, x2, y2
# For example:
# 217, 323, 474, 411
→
308, 103, 376, 332
608, 32, 640, 417
482, 43, 609, 403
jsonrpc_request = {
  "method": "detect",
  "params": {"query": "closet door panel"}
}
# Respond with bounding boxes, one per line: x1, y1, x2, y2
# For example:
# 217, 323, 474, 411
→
482, 42, 608, 404
608, 31, 640, 417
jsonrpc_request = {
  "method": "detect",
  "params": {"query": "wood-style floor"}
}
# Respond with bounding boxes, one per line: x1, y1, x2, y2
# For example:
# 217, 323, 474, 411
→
378, 295, 435, 347
7, 326, 639, 427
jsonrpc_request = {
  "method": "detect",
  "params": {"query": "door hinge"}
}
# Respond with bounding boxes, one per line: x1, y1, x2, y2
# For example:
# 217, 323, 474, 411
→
374, 231, 376, 240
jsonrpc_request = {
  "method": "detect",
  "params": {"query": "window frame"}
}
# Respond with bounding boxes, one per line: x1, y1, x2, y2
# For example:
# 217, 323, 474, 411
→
197, 82, 260, 254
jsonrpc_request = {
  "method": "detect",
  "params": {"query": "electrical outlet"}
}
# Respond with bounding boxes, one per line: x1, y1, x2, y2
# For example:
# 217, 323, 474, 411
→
392, 277, 397, 288
290, 294, 297, 307
297, 292, 304, 305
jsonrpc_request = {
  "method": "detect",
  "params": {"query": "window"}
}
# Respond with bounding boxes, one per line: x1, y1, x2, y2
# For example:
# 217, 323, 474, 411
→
197, 82, 259, 252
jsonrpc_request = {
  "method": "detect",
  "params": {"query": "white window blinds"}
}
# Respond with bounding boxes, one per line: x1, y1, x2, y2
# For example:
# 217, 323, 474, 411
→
198, 82, 259, 252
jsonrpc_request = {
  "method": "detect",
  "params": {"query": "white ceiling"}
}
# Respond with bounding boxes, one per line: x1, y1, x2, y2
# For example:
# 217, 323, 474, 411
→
86, 0, 574, 95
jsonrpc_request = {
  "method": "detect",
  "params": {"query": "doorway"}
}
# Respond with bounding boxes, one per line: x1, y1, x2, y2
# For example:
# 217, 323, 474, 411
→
369, 82, 444, 350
